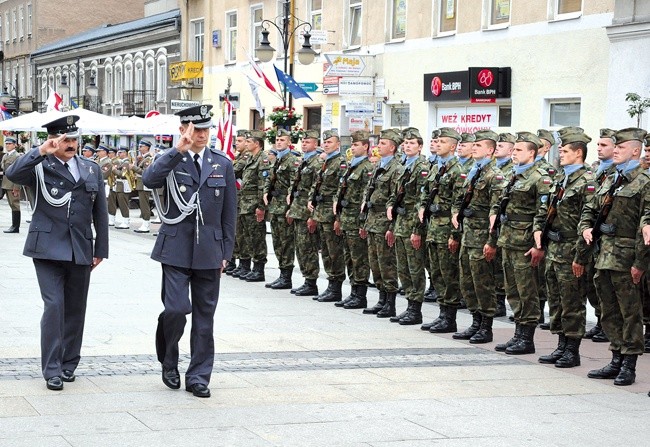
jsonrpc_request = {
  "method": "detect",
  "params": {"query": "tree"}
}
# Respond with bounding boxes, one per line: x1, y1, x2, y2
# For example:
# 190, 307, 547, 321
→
625, 92, 650, 127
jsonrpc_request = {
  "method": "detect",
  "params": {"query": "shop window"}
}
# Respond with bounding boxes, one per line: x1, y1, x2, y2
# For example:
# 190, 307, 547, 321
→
547, 99, 581, 127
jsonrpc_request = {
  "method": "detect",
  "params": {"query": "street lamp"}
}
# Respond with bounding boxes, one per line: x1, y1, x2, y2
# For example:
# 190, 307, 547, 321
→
59, 74, 70, 110
0, 72, 20, 116
254, 0, 317, 107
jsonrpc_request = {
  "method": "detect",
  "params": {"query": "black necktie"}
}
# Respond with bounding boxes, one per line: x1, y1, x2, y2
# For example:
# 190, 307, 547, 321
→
193, 154, 201, 177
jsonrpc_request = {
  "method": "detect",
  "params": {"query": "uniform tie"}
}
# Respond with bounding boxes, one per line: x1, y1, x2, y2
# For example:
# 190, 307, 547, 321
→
193, 153, 201, 177
64, 162, 79, 181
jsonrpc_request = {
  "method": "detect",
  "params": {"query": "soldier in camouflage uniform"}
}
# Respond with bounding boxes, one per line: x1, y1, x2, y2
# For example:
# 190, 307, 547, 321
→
537, 128, 596, 368
451, 130, 504, 342
308, 130, 346, 302
237, 130, 270, 282
583, 128, 618, 341
225, 129, 250, 275
644, 134, 650, 353
457, 133, 476, 174
419, 128, 463, 331
334, 130, 374, 309
424, 129, 441, 302
361, 129, 404, 318
287, 130, 322, 296
264, 129, 299, 289
580, 128, 650, 386
492, 132, 551, 355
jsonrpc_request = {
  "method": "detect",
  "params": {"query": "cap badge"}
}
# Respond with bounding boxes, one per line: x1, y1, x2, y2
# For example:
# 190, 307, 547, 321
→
200, 105, 208, 116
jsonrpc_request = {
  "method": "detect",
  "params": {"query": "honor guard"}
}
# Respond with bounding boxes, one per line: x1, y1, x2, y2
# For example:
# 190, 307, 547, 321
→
133, 140, 154, 233
110, 147, 132, 228
1, 136, 23, 233
82, 144, 96, 160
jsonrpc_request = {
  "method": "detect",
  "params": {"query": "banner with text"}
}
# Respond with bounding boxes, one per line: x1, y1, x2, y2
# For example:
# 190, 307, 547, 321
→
436, 106, 498, 133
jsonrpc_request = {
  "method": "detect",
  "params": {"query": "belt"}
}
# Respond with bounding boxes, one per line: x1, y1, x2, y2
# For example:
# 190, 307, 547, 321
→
546, 228, 578, 243
503, 213, 535, 223
239, 190, 258, 196
600, 223, 636, 239
430, 209, 451, 218
462, 209, 489, 219
271, 189, 288, 197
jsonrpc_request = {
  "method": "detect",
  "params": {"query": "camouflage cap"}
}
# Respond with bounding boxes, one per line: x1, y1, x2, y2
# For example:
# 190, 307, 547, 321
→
322, 129, 339, 140
302, 129, 320, 140
473, 129, 499, 143
379, 128, 403, 147
516, 131, 543, 149
498, 132, 516, 144
236, 129, 249, 137
402, 128, 422, 140
599, 128, 616, 139
401, 127, 419, 138
276, 128, 291, 137
351, 130, 370, 143
645, 134, 650, 147
438, 127, 461, 141
613, 127, 648, 144
431, 129, 440, 139
537, 129, 556, 146
460, 132, 476, 143
557, 127, 592, 145
248, 129, 266, 140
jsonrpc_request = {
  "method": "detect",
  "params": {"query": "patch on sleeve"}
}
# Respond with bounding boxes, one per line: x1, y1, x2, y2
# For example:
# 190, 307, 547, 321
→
460, 173, 467, 179
586, 185, 595, 192
420, 171, 429, 177
495, 175, 504, 181
262, 171, 269, 177
541, 195, 548, 203
543, 178, 552, 184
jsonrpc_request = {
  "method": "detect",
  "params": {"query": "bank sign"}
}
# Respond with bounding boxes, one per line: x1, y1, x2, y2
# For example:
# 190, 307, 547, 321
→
423, 71, 468, 101
424, 67, 511, 103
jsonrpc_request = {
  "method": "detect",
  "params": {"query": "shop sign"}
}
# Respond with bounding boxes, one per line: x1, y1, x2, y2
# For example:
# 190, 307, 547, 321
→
436, 106, 498, 133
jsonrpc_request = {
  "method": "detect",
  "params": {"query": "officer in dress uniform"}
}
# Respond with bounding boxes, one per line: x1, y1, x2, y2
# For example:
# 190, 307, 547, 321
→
6, 115, 109, 391
143, 105, 236, 398
1, 136, 22, 233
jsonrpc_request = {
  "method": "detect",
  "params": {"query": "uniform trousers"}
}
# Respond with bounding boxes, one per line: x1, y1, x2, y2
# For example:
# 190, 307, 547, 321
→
395, 236, 426, 302
367, 231, 398, 293
318, 222, 345, 282
502, 247, 540, 326
428, 241, 460, 306
238, 213, 267, 263
545, 257, 587, 338
137, 190, 151, 221
342, 229, 370, 286
459, 245, 496, 317
270, 213, 295, 269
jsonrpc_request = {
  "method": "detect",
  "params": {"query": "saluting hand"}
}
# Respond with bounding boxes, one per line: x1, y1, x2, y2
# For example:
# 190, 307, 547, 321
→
38, 134, 66, 156
642, 224, 650, 246
176, 123, 195, 153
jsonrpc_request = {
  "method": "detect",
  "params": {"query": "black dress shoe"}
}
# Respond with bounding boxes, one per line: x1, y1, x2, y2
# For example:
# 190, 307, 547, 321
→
186, 383, 211, 398
46, 377, 63, 391
162, 367, 181, 389
61, 370, 75, 382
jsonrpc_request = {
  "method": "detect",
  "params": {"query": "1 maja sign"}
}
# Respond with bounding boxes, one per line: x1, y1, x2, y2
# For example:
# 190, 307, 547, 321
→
436, 106, 498, 133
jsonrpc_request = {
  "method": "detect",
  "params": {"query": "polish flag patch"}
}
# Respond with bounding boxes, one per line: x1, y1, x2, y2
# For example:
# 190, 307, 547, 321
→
586, 185, 595, 192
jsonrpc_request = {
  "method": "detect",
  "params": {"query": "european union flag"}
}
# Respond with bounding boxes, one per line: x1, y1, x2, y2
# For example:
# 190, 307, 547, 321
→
71, 99, 79, 109
273, 65, 312, 101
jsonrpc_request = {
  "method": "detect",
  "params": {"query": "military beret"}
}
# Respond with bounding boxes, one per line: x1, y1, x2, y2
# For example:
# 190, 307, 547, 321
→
276, 128, 291, 137
498, 132, 516, 144
236, 129, 249, 137
322, 129, 339, 140
613, 127, 648, 144
537, 129, 556, 146
302, 129, 320, 140
174, 104, 213, 128
558, 127, 592, 145
138, 139, 152, 147
351, 130, 370, 143
599, 128, 616, 139
379, 128, 403, 147
402, 128, 422, 140
438, 127, 461, 141
460, 132, 476, 143
43, 115, 80, 137
248, 129, 266, 140
431, 129, 440, 139
516, 131, 543, 149
473, 129, 499, 143
4, 136, 17, 144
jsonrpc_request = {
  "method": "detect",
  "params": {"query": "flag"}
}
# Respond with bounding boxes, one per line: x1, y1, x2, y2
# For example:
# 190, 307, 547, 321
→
0, 104, 12, 121
71, 99, 79, 109
246, 74, 264, 118
273, 66, 312, 100
217, 98, 235, 160
45, 88, 62, 111
248, 53, 277, 92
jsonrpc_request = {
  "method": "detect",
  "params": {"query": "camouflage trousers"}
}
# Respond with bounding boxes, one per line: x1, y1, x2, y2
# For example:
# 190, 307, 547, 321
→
428, 241, 459, 306
367, 232, 398, 293
502, 248, 540, 326
395, 236, 426, 302
294, 219, 320, 280
584, 261, 601, 317
594, 269, 644, 355
232, 214, 244, 259
343, 230, 370, 286
239, 213, 267, 263
318, 222, 345, 282
545, 258, 587, 338
535, 258, 547, 302
459, 245, 496, 317
493, 247, 505, 297
137, 190, 151, 221
270, 214, 295, 269
643, 274, 650, 325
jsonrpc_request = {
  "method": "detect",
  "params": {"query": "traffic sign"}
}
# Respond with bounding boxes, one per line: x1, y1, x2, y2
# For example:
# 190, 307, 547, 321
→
298, 82, 318, 92
170, 100, 200, 110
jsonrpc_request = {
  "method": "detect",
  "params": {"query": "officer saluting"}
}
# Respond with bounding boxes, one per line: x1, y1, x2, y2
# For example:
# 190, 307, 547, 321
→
6, 115, 109, 391
143, 105, 236, 398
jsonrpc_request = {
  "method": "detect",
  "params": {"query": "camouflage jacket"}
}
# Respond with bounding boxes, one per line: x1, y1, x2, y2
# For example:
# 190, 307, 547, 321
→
364, 157, 404, 234
419, 157, 465, 243
536, 156, 562, 180
594, 162, 616, 186
493, 165, 551, 250
540, 165, 596, 265
287, 153, 322, 220
335, 157, 374, 231
309, 152, 345, 223
239, 150, 270, 215
233, 151, 249, 179
388, 154, 429, 238
264, 151, 299, 215
495, 158, 513, 175
579, 165, 650, 272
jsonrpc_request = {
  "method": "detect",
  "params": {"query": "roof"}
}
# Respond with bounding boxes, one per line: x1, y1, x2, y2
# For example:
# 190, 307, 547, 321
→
32, 9, 180, 57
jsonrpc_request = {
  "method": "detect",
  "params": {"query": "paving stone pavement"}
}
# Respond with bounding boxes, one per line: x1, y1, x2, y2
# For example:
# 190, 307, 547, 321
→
0, 199, 648, 447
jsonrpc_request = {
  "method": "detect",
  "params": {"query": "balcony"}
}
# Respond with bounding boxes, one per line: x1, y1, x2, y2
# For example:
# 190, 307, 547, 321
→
122, 89, 156, 116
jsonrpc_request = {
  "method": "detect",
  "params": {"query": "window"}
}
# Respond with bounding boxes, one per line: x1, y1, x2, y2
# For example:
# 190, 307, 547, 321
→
192, 19, 204, 61
5, 13, 9, 42
498, 106, 512, 127
390, 103, 410, 127
146, 59, 154, 90
27, 4, 32, 36
486, 0, 510, 27
225, 12, 237, 62
347, 1, 362, 47
156, 56, 167, 102
105, 66, 113, 104
41, 73, 47, 103
390, 0, 406, 40
547, 99, 581, 127
18, 6, 23, 39
18, 65, 24, 98
115, 65, 123, 103
27, 63, 32, 96
251, 5, 263, 52
124, 63, 133, 91
438, 0, 457, 34
550, 0, 582, 20
305, 106, 322, 132
135, 62, 144, 90
307, 0, 322, 50
12, 9, 16, 41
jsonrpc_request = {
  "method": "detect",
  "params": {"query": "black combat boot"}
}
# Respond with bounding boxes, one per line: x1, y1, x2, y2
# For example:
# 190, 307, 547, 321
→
390, 300, 411, 323
399, 301, 423, 325
244, 261, 264, 282
614, 354, 638, 386
314, 280, 335, 301
495, 324, 521, 352
555, 337, 581, 368
363, 290, 386, 314
538, 333, 567, 364
294, 278, 319, 296
224, 258, 237, 274
588, 350, 623, 379
336, 285, 357, 307
270, 268, 293, 289
538, 300, 549, 330
452, 312, 482, 340
233, 259, 251, 278
377, 292, 397, 318
584, 316, 603, 339
495, 294, 507, 318
591, 327, 610, 343
645, 324, 650, 353
505, 324, 536, 355
430, 306, 457, 333
424, 284, 438, 302
344, 285, 368, 309
469, 315, 493, 344
318, 281, 342, 302
421, 305, 445, 331
3, 211, 20, 233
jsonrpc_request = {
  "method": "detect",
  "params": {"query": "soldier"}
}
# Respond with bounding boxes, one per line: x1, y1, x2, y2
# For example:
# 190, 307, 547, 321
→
334, 130, 374, 308
424, 129, 440, 303
225, 129, 250, 275
491, 131, 550, 354
1, 137, 22, 233
580, 128, 650, 386
104, 147, 118, 225
111, 147, 133, 229
537, 128, 596, 368
308, 130, 346, 302
384, 128, 429, 324
81, 144, 96, 160
450, 130, 503, 342
132, 140, 154, 233
457, 133, 475, 172
263, 128, 298, 289
362, 129, 404, 317
96, 144, 112, 206
287, 130, 322, 296
236, 130, 269, 282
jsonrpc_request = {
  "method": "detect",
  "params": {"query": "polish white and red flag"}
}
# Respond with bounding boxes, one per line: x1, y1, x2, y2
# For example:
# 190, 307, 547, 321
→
248, 53, 277, 93
45, 87, 63, 111
217, 97, 235, 160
